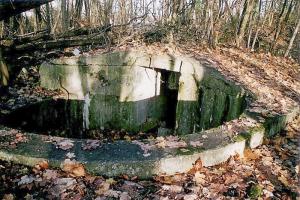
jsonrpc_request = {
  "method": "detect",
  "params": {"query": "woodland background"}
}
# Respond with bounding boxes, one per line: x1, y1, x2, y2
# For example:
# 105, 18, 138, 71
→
1, 0, 299, 58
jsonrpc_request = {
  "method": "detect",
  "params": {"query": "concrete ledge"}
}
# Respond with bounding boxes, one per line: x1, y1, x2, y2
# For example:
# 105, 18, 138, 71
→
0, 106, 298, 178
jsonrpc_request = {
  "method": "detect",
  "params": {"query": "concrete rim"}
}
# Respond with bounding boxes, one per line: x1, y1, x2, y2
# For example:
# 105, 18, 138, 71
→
0, 106, 298, 178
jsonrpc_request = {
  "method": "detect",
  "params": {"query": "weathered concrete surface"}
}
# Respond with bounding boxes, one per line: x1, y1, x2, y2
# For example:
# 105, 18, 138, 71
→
0, 127, 244, 178
40, 51, 248, 134
40, 63, 165, 131
0, 105, 298, 178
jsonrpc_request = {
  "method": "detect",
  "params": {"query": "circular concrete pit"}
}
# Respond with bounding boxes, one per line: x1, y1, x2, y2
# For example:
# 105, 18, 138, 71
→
0, 51, 298, 178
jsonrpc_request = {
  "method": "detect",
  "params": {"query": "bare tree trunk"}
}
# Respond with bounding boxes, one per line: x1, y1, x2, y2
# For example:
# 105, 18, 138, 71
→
34, 8, 42, 32
84, 0, 90, 24
284, 17, 300, 57
236, 0, 257, 47
284, 0, 294, 23
247, 12, 255, 48
207, 0, 216, 48
120, 0, 127, 24
46, 3, 52, 32
61, 0, 68, 32
103, 0, 114, 25
203, 0, 209, 38
75, 0, 83, 21
270, 0, 289, 52
251, 0, 262, 51
18, 14, 26, 35
267, 0, 275, 26
0, 47, 9, 87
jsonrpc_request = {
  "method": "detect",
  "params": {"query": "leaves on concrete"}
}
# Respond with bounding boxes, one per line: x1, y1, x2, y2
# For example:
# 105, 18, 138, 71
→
189, 141, 203, 147
132, 140, 153, 157
156, 136, 187, 148
55, 139, 74, 150
82, 139, 101, 151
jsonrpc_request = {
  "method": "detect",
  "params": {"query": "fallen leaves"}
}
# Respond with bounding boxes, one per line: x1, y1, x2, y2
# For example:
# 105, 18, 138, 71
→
156, 136, 187, 148
95, 178, 121, 198
161, 184, 183, 193
18, 175, 35, 186
132, 140, 153, 157
132, 135, 188, 157
154, 173, 188, 185
189, 141, 203, 147
2, 194, 14, 200
95, 181, 110, 196
9, 132, 28, 148
43, 169, 58, 180
61, 159, 86, 177
194, 171, 206, 185
82, 139, 101, 151
278, 175, 290, 187
66, 152, 76, 159
119, 192, 131, 200
0, 118, 299, 199
50, 178, 77, 197
56, 139, 74, 150
243, 149, 260, 160
33, 160, 49, 172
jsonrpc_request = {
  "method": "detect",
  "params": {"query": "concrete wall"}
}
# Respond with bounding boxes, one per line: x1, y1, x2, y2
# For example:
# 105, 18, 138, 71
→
39, 51, 248, 134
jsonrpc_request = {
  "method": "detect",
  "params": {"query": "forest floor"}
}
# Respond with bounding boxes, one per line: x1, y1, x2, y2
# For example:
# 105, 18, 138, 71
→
0, 43, 299, 199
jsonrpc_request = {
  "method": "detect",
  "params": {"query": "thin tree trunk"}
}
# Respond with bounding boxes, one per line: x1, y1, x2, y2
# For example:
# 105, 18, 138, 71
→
75, 0, 83, 21
207, 0, 216, 48
46, 3, 52, 32
34, 8, 42, 32
270, 0, 289, 52
0, 47, 9, 87
236, 0, 257, 47
251, 0, 262, 51
284, 17, 300, 57
247, 12, 255, 48
61, 0, 68, 32
84, 0, 90, 24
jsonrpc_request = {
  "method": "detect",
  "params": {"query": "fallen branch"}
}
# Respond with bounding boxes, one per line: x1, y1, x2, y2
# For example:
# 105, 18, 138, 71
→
14, 35, 108, 52
0, 0, 55, 21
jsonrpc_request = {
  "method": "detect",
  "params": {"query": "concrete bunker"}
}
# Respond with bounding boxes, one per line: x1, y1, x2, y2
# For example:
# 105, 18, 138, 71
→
1, 51, 248, 137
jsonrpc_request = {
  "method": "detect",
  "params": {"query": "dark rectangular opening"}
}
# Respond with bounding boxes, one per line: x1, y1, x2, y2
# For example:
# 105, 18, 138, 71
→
160, 69, 180, 129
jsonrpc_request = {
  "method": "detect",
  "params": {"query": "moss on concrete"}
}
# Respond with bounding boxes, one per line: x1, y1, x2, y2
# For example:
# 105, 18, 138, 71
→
176, 101, 200, 135
264, 114, 288, 137
198, 87, 215, 130
39, 51, 252, 135
211, 91, 226, 127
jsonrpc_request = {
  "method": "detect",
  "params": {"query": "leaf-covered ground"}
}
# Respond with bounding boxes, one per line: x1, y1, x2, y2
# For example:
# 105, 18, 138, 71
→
0, 44, 299, 199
